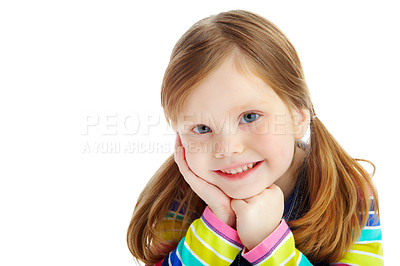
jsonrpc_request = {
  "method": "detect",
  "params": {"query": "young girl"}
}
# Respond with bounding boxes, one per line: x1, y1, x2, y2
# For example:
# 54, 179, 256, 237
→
127, 10, 382, 265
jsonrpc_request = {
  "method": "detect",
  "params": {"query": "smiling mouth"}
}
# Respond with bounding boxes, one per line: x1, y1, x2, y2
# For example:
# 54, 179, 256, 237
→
220, 161, 260, 174
214, 161, 263, 180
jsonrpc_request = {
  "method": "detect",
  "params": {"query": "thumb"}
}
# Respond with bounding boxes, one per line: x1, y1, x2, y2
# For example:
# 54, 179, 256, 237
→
231, 199, 247, 215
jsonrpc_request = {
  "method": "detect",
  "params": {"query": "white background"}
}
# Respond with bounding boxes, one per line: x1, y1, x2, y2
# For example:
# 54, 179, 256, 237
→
1, 1, 398, 265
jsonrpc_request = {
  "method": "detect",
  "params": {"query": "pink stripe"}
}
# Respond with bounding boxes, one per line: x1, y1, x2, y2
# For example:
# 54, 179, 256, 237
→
202, 206, 243, 246
242, 219, 290, 263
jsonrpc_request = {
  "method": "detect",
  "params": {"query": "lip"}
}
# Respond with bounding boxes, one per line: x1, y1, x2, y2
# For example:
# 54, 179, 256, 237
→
213, 160, 263, 181
216, 161, 260, 171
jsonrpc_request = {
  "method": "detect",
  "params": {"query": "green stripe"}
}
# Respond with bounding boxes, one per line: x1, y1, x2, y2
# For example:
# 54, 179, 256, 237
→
357, 227, 382, 242
164, 211, 187, 222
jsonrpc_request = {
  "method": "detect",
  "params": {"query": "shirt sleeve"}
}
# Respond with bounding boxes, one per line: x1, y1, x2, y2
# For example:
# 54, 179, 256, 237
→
152, 206, 244, 265
240, 199, 383, 265
152, 200, 383, 265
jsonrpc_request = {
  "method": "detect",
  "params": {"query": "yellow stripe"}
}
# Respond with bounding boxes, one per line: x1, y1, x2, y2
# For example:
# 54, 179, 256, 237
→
258, 233, 295, 265
337, 242, 383, 265
193, 219, 241, 259
155, 219, 188, 242
185, 225, 232, 265
279, 250, 296, 265
351, 242, 383, 257
158, 219, 186, 229
338, 250, 383, 265
159, 229, 187, 241
294, 249, 302, 265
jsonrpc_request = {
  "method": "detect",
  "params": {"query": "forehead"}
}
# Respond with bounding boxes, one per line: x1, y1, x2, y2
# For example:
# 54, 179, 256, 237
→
178, 55, 282, 120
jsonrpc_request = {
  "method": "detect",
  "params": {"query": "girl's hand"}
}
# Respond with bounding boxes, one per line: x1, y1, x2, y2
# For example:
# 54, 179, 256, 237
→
174, 133, 236, 228
231, 184, 284, 250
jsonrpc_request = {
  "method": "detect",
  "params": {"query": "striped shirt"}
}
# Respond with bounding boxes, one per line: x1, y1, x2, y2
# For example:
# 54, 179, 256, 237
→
148, 197, 382, 266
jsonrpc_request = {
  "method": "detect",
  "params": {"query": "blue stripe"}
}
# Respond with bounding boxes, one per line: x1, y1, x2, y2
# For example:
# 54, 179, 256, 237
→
370, 199, 375, 211
169, 200, 188, 215
166, 200, 200, 221
366, 213, 380, 226
168, 247, 182, 266
161, 252, 171, 266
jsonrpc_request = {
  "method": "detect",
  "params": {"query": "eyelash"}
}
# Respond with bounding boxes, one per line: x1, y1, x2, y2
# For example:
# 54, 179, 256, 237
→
192, 112, 261, 134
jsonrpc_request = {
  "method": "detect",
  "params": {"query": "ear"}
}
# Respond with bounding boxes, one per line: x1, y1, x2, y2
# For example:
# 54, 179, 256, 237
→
292, 108, 310, 140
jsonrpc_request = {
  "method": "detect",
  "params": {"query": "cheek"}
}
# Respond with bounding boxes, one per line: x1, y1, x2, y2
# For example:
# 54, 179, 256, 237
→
254, 116, 295, 153
182, 141, 211, 176
184, 150, 200, 170
253, 133, 295, 172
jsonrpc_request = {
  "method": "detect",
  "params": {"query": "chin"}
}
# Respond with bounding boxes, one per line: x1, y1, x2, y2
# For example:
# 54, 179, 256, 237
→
226, 189, 262, 200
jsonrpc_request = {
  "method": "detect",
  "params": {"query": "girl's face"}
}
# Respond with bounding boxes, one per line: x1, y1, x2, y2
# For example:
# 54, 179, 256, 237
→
176, 55, 309, 199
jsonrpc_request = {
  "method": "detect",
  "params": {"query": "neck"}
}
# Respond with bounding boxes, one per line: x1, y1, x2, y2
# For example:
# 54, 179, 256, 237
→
275, 145, 308, 201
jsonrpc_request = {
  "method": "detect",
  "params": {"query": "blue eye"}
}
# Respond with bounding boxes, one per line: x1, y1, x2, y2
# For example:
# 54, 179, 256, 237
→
240, 113, 259, 124
192, 113, 260, 134
193, 124, 211, 134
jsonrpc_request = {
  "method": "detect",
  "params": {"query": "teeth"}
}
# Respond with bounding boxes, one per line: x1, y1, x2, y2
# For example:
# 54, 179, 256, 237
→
221, 162, 257, 174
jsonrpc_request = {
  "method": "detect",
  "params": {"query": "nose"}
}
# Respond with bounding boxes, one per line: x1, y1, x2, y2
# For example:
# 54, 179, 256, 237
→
213, 133, 245, 158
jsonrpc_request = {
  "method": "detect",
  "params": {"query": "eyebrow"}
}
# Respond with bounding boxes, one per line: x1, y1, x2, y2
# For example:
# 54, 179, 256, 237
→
230, 101, 268, 112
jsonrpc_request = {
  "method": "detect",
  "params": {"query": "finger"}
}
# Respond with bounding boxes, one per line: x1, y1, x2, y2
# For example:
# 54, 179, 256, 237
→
242, 186, 272, 204
268, 183, 279, 190
267, 184, 283, 196
244, 184, 283, 204
231, 199, 247, 214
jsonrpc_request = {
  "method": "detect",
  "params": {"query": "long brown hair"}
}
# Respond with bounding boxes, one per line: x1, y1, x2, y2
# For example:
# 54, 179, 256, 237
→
127, 10, 379, 264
